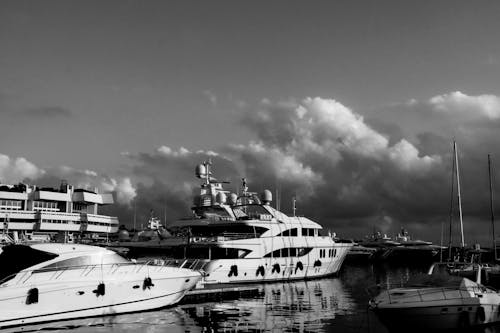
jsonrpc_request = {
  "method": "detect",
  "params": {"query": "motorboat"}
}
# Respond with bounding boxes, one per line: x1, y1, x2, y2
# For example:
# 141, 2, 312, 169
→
369, 263, 500, 332
119, 161, 352, 286
0, 243, 202, 328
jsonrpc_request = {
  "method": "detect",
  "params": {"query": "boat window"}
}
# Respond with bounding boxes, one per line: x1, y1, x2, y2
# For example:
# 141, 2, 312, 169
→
210, 247, 251, 259
302, 228, 315, 237
188, 225, 268, 239
0, 245, 58, 282
193, 206, 233, 221
278, 228, 298, 237
264, 247, 312, 258
39, 253, 129, 270
232, 204, 274, 220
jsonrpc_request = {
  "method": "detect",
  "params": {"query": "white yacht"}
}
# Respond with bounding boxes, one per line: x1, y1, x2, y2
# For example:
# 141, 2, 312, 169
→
128, 161, 352, 286
369, 263, 500, 331
0, 243, 202, 328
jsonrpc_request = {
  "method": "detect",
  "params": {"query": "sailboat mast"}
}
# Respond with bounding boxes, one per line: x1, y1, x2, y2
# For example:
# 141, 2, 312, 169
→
455, 141, 465, 248
489, 154, 497, 260
448, 141, 456, 259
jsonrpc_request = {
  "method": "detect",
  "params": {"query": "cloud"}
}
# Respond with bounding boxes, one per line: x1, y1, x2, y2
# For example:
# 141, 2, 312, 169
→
3, 90, 500, 244
429, 91, 500, 120
0, 154, 45, 183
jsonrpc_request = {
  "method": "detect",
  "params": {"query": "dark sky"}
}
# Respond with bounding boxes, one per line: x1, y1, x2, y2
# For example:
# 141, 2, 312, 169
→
1, 0, 500, 245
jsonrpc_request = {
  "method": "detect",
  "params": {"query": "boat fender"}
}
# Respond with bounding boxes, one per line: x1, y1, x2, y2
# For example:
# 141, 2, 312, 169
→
26, 288, 38, 305
314, 260, 322, 267
271, 263, 281, 274
295, 261, 303, 274
459, 311, 470, 327
228, 265, 238, 277
143, 277, 155, 290
93, 283, 105, 297
477, 306, 486, 322
256, 265, 265, 277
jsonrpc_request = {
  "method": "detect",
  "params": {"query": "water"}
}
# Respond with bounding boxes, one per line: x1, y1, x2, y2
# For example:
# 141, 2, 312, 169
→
7, 262, 500, 333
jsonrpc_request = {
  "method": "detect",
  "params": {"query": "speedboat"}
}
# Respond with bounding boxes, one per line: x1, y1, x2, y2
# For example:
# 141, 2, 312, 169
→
0, 243, 202, 328
369, 263, 500, 332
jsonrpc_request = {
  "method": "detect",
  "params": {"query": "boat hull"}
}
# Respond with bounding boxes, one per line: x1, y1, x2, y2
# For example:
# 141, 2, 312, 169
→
199, 244, 351, 286
0, 266, 201, 328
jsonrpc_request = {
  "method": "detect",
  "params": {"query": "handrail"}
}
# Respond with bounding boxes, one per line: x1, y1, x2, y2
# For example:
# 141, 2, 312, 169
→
0, 259, 201, 286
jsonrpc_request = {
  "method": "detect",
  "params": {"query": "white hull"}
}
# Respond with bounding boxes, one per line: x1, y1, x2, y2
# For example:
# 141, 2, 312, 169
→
199, 244, 351, 286
0, 265, 201, 328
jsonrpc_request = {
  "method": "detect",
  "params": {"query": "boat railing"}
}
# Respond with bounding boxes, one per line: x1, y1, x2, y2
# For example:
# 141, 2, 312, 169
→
0, 259, 205, 286
190, 232, 258, 242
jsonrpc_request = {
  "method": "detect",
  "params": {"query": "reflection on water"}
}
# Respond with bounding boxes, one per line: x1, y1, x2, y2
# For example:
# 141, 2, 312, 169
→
7, 263, 500, 333
182, 278, 355, 332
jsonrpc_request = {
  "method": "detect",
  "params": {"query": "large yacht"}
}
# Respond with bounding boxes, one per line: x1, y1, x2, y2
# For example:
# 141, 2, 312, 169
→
0, 181, 119, 242
125, 161, 352, 286
0, 243, 202, 328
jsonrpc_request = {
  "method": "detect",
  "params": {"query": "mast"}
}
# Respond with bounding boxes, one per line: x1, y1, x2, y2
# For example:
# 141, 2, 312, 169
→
448, 142, 456, 259
489, 154, 497, 260
455, 141, 465, 248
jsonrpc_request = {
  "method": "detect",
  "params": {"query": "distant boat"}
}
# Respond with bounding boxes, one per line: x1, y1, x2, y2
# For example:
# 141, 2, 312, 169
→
0, 243, 202, 328
369, 263, 500, 332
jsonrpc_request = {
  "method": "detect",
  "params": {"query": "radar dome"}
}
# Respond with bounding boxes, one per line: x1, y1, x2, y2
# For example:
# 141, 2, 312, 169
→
261, 189, 272, 205
195, 164, 206, 178
216, 192, 227, 204
228, 193, 238, 205
118, 229, 130, 241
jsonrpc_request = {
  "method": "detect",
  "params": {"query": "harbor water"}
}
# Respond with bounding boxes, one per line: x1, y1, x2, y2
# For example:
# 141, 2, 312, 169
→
5, 261, 500, 333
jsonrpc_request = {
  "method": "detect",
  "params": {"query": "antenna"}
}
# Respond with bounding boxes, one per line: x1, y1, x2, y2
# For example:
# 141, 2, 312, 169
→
292, 196, 296, 217
489, 154, 497, 261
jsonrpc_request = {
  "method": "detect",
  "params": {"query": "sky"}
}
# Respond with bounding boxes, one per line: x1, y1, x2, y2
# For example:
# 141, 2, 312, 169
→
1, 0, 500, 245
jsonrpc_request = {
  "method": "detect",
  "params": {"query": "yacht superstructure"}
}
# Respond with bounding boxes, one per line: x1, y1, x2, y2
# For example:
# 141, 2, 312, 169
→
0, 181, 118, 241
145, 161, 352, 285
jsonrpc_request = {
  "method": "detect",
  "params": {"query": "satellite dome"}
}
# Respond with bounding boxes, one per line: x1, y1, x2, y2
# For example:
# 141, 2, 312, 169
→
228, 193, 238, 205
216, 192, 227, 204
118, 229, 130, 241
261, 189, 272, 205
195, 164, 206, 178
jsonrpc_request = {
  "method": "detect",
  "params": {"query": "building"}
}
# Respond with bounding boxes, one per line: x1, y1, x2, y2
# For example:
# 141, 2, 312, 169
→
0, 181, 119, 242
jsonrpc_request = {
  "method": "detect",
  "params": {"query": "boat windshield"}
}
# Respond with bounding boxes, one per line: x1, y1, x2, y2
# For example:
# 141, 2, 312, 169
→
38, 252, 129, 271
0, 245, 58, 281
232, 204, 273, 220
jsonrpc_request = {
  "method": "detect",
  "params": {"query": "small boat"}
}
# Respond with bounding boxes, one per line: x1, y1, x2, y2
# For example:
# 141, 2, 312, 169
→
369, 263, 500, 332
0, 243, 202, 328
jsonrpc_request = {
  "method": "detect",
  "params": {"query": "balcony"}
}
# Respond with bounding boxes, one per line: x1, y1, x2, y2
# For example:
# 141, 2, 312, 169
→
0, 191, 28, 201
34, 190, 70, 202
72, 192, 114, 204
86, 214, 119, 225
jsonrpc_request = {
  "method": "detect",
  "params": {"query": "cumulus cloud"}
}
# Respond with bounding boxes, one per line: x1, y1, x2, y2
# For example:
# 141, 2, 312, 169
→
429, 91, 500, 120
0, 154, 45, 183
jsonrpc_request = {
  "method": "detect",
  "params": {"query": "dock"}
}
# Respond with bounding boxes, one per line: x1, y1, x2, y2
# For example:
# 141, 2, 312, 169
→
180, 285, 262, 305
